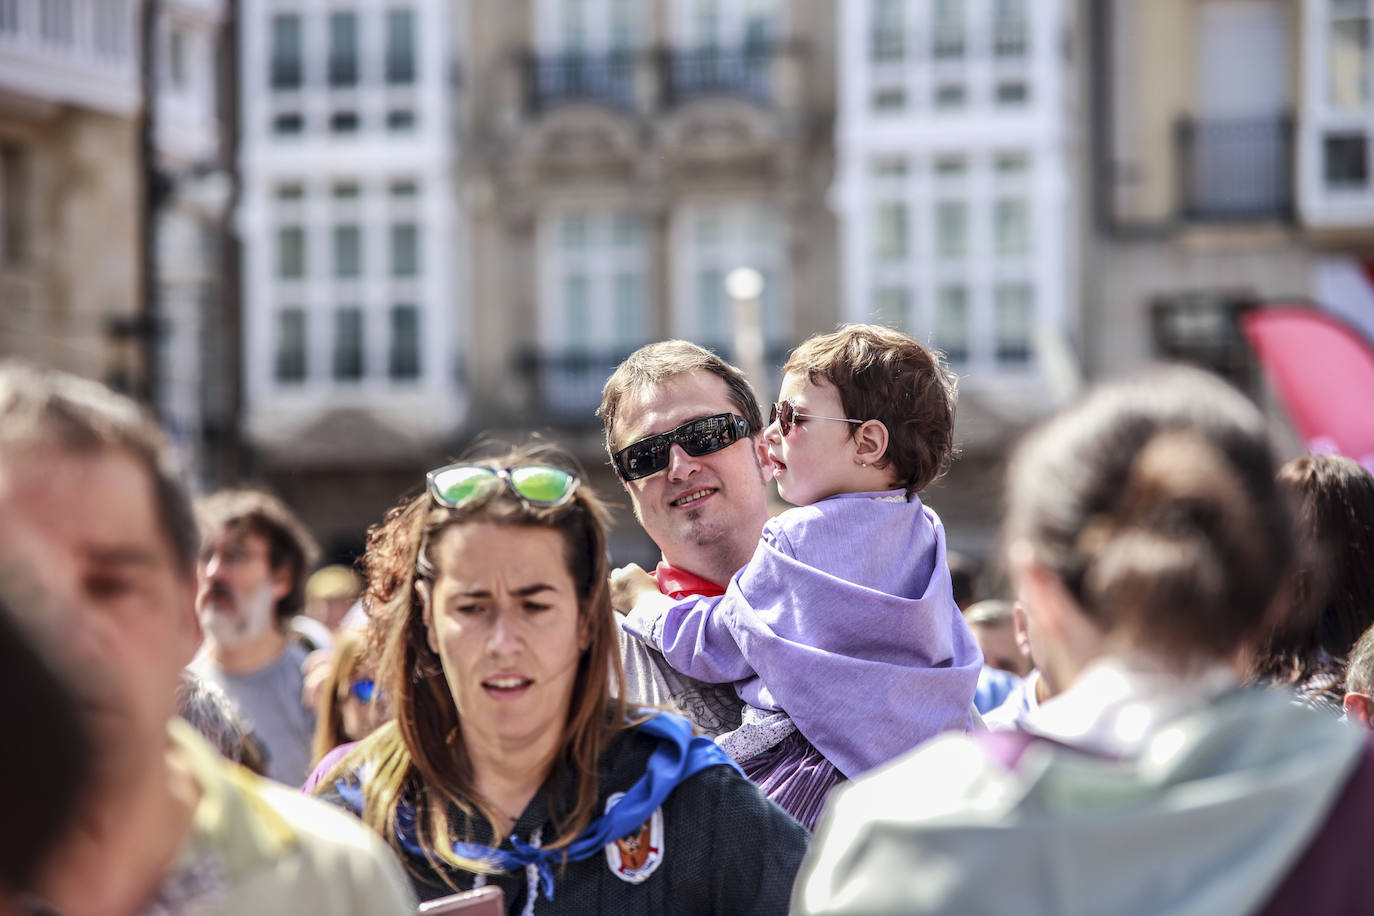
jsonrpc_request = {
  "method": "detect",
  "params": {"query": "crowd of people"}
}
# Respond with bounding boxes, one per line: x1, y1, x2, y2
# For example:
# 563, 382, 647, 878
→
2, 321, 1372, 915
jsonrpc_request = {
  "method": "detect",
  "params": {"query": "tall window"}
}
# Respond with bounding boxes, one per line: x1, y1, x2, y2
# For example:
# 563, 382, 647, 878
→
333, 307, 364, 379
931, 0, 965, 59
333, 225, 362, 278
390, 223, 419, 277
994, 284, 1032, 363
270, 14, 303, 89
389, 305, 421, 379
277, 226, 305, 278
993, 0, 1028, 57
386, 9, 417, 85
935, 285, 969, 362
328, 12, 359, 87
870, 0, 905, 62
275, 308, 307, 381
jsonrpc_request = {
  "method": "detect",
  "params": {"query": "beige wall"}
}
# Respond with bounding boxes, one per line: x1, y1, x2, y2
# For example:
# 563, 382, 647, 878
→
0, 104, 142, 388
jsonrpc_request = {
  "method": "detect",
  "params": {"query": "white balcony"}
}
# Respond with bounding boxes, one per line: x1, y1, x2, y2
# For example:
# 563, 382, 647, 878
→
0, 0, 141, 116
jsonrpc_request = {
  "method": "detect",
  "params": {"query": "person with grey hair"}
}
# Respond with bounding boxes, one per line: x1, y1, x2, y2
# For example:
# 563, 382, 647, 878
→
1343, 623, 1374, 729
175, 670, 268, 776
0, 361, 415, 916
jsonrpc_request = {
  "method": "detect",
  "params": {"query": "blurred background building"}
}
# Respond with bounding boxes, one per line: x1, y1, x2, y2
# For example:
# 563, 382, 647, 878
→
2, 0, 1372, 573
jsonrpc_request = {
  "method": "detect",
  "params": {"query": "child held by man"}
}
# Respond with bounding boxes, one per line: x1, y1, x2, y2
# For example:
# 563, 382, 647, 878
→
615, 324, 983, 810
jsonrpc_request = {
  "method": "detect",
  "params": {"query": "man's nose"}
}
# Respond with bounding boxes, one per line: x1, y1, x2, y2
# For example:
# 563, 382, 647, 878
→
665, 443, 700, 481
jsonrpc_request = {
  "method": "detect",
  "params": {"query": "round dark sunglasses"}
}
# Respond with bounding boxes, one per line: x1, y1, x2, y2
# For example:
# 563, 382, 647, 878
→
613, 413, 753, 481
769, 399, 864, 437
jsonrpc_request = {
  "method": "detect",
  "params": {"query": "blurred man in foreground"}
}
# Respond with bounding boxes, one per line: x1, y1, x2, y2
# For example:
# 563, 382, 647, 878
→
0, 362, 414, 915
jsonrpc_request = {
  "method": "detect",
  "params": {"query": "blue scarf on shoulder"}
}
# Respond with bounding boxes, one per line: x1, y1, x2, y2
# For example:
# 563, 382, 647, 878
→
335, 712, 738, 901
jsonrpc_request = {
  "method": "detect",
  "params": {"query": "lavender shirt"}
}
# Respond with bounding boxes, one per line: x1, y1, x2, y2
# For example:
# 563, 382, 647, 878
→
624, 489, 982, 779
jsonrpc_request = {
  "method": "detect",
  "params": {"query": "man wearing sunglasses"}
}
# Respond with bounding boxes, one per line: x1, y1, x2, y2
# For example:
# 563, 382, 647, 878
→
0, 363, 414, 915
598, 341, 773, 735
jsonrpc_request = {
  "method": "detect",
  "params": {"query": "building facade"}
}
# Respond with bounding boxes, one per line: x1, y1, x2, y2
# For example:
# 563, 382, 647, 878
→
0, 0, 145, 389
237, 0, 462, 557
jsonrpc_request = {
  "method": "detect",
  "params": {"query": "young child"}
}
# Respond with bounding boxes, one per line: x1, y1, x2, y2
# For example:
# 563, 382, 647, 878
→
615, 324, 982, 801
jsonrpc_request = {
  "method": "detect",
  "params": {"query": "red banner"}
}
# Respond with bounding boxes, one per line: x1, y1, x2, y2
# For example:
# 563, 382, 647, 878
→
1241, 307, 1374, 473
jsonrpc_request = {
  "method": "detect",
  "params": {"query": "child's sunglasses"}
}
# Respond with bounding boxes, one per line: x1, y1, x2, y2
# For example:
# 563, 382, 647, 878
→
349, 678, 377, 703
427, 464, 580, 509
769, 399, 865, 437
613, 413, 753, 481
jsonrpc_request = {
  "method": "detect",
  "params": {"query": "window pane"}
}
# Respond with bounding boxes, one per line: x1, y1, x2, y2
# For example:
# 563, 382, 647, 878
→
276, 182, 305, 201
389, 305, 421, 379
935, 156, 967, 178
995, 152, 1030, 174
993, 0, 1027, 57
386, 9, 417, 85
871, 0, 905, 61
932, 0, 964, 58
1325, 133, 1370, 188
169, 28, 187, 88
996, 81, 1028, 105
697, 267, 727, 346
1329, 16, 1370, 111
871, 86, 906, 110
391, 223, 420, 276
275, 308, 306, 381
935, 286, 969, 362
561, 215, 589, 252
333, 225, 362, 278
564, 274, 591, 348
613, 272, 645, 347
936, 201, 966, 259
610, 0, 637, 50
995, 198, 1029, 256
934, 83, 966, 108
612, 214, 642, 249
871, 286, 909, 330
695, 212, 722, 246
871, 157, 909, 178
277, 226, 305, 278
270, 14, 302, 89
333, 307, 364, 379
329, 12, 358, 87
995, 284, 1033, 363
871, 201, 908, 261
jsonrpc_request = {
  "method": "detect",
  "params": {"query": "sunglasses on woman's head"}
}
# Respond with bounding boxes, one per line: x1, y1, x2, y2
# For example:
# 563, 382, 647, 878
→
769, 399, 865, 437
613, 413, 753, 481
349, 678, 377, 703
427, 464, 580, 510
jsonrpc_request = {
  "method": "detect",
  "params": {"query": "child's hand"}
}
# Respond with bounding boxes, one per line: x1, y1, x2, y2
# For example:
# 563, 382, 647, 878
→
610, 563, 660, 613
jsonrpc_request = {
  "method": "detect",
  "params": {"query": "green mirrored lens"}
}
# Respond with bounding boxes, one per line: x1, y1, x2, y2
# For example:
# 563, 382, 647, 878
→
434, 467, 496, 505
509, 466, 574, 505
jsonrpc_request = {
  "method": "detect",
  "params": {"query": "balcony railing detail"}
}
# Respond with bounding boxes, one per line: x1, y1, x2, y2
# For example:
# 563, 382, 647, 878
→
665, 44, 772, 104
527, 52, 636, 110
1176, 115, 1293, 222
0, 0, 139, 114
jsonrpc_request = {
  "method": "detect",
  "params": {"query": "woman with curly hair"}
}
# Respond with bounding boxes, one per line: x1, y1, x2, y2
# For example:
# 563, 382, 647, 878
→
312, 445, 806, 914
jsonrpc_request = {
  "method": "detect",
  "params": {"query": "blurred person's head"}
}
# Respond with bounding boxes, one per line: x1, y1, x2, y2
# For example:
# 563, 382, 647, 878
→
0, 590, 94, 901
947, 551, 979, 611
305, 564, 363, 631
1003, 366, 1292, 693
328, 444, 626, 866
0, 362, 201, 788
195, 489, 320, 662
964, 600, 1031, 678
175, 669, 268, 776
311, 629, 386, 766
1343, 623, 1374, 730
599, 340, 770, 586
1251, 455, 1374, 684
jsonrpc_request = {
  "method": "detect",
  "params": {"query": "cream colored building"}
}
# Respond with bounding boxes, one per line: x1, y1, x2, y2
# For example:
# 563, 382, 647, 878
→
0, 1, 144, 391
458, 0, 838, 563
1086, 0, 1374, 402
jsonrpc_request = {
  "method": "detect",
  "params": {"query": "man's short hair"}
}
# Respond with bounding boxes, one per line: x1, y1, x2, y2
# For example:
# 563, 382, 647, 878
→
0, 361, 198, 574
1347, 623, 1374, 697
597, 340, 764, 460
197, 489, 320, 623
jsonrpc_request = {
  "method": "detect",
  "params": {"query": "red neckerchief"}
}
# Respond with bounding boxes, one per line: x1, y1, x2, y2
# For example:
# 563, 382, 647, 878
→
652, 561, 726, 600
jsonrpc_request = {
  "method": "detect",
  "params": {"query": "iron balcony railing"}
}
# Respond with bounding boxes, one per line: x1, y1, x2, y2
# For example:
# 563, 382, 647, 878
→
664, 43, 773, 104
527, 51, 636, 111
1176, 114, 1294, 222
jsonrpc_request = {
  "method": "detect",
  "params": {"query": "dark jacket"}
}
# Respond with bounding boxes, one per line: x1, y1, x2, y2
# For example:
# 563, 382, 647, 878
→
318, 722, 809, 915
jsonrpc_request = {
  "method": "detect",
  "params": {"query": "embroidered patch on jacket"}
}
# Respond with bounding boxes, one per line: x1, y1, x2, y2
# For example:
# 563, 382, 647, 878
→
603, 792, 664, 884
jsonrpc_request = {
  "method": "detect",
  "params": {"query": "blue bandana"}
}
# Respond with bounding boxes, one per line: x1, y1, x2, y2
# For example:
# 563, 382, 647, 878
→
335, 712, 738, 901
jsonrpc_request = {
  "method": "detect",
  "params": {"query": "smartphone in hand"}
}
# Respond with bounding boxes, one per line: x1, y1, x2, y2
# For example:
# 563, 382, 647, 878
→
417, 885, 504, 915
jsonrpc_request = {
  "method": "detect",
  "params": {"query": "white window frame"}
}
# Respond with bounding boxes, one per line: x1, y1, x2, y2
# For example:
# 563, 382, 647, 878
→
1301, 0, 1374, 225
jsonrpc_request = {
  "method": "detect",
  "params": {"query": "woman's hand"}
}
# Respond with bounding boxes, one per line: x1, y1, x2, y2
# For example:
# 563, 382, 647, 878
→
610, 563, 660, 614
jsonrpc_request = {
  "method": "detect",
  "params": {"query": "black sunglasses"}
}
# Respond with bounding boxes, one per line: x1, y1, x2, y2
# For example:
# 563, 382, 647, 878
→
613, 413, 753, 481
